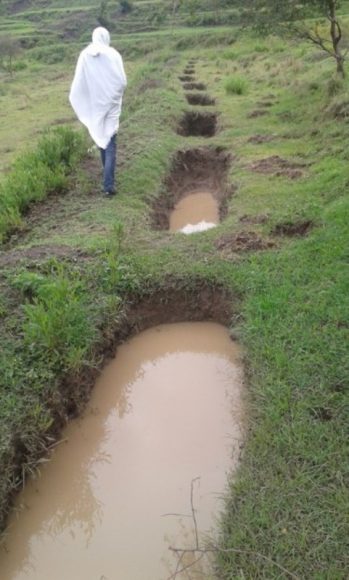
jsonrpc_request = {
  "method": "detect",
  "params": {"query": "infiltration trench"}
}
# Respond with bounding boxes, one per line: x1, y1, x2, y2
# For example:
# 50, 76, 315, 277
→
0, 321, 244, 580
153, 147, 233, 233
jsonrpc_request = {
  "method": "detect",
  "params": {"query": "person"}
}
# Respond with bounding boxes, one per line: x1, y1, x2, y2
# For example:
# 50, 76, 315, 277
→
69, 27, 127, 197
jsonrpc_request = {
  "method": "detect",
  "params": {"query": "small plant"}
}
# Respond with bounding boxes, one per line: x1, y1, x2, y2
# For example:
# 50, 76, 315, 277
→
21, 266, 95, 366
224, 76, 248, 95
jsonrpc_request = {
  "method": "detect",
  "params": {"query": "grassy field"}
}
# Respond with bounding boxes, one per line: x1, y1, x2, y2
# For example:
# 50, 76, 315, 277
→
0, 3, 348, 578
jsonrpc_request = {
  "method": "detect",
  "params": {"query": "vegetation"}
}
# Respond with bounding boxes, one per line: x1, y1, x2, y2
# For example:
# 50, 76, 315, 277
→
0, 127, 86, 242
241, 0, 346, 76
0, 1, 348, 578
224, 75, 248, 94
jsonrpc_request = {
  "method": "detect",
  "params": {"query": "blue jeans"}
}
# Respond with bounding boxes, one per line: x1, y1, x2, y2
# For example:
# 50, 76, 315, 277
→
100, 134, 117, 193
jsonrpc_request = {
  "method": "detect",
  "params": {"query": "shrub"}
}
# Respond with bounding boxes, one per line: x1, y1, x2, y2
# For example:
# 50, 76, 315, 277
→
224, 76, 248, 95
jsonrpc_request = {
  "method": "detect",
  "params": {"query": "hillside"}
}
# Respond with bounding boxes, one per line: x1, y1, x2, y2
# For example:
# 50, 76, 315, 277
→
0, 1, 348, 578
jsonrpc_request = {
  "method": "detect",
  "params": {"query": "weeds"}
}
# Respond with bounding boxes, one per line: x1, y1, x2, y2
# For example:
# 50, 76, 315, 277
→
0, 127, 86, 243
224, 76, 248, 95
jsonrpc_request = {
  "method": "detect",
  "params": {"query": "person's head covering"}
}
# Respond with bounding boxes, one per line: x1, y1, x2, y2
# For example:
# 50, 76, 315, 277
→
86, 27, 111, 56
92, 27, 110, 46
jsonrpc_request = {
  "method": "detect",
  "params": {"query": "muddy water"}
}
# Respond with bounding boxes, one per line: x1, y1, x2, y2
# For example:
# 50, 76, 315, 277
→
169, 191, 219, 234
0, 322, 244, 580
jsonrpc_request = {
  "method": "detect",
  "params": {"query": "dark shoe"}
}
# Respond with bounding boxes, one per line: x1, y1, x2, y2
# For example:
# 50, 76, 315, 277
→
104, 191, 116, 197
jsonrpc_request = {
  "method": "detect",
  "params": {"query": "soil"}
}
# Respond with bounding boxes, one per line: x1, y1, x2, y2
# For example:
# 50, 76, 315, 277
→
249, 155, 306, 179
185, 93, 216, 106
152, 146, 233, 230
272, 220, 314, 237
215, 231, 275, 254
179, 75, 194, 82
239, 214, 269, 225
177, 111, 217, 137
248, 134, 276, 144
183, 82, 207, 91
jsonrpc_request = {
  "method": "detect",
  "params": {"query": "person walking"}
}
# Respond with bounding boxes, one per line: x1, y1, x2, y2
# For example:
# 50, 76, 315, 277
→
69, 27, 127, 197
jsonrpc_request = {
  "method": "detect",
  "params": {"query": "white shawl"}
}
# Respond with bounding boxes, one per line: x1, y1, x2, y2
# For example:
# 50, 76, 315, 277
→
69, 27, 127, 149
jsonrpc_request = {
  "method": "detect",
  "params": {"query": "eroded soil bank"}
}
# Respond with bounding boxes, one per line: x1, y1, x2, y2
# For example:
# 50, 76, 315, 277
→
0, 322, 244, 580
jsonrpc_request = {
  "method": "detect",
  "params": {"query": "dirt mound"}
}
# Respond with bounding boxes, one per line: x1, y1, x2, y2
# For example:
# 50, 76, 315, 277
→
177, 111, 217, 137
152, 147, 233, 230
249, 155, 306, 179
183, 82, 207, 91
215, 231, 275, 253
179, 75, 195, 82
272, 220, 314, 237
185, 93, 215, 106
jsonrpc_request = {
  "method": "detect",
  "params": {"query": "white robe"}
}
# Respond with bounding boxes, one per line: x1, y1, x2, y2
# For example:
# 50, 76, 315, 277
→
69, 28, 127, 149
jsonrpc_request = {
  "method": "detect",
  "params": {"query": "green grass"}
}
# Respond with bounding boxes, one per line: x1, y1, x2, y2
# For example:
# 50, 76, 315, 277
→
0, 14, 348, 579
224, 75, 249, 95
0, 127, 86, 242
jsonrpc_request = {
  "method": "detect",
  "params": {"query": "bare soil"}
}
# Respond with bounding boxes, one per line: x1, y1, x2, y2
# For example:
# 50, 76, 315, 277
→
179, 75, 195, 82
249, 155, 306, 179
183, 82, 207, 91
185, 93, 216, 106
177, 111, 217, 137
272, 219, 314, 237
215, 231, 275, 254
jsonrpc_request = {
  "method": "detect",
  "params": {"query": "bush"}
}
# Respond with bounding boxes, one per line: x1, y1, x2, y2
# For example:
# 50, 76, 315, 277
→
224, 76, 248, 95
119, 0, 133, 15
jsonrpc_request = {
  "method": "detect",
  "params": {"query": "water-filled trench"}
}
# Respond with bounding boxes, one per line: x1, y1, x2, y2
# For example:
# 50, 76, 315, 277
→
170, 191, 219, 234
0, 322, 244, 580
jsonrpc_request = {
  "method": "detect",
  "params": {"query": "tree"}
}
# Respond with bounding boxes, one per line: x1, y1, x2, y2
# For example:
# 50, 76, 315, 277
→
240, 0, 346, 77
119, 0, 133, 15
0, 35, 20, 76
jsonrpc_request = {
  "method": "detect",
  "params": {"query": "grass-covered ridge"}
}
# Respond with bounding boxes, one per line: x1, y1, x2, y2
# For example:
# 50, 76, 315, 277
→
0, 11, 348, 580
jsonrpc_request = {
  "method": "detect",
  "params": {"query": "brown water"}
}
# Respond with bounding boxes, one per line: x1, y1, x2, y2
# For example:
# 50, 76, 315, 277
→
0, 322, 244, 580
169, 191, 219, 233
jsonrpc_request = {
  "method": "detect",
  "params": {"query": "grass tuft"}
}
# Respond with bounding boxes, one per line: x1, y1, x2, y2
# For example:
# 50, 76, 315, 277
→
224, 75, 248, 95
